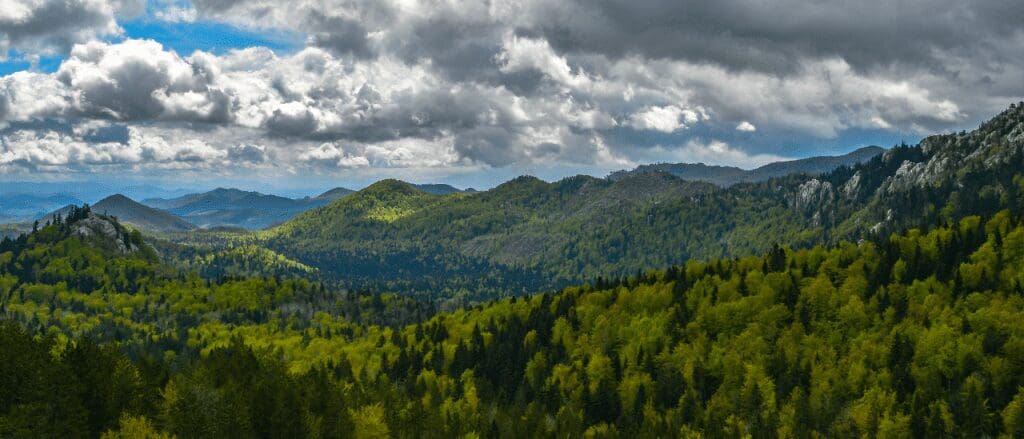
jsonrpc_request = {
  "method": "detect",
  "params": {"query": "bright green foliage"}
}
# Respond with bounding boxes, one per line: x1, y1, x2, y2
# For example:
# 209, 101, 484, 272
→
6, 207, 1024, 436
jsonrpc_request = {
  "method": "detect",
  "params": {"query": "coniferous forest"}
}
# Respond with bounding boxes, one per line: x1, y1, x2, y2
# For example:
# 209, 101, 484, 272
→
2, 104, 1024, 437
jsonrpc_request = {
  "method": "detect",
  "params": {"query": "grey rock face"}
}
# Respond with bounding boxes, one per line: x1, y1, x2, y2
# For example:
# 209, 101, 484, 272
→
792, 179, 834, 212
841, 171, 862, 199
71, 214, 140, 254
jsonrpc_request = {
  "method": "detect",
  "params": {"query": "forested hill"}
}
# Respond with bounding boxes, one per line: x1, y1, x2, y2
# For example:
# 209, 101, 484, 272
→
259, 103, 1024, 300
6, 202, 1024, 436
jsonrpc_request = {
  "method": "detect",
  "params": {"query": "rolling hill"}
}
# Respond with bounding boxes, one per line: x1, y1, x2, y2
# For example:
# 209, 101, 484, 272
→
608, 145, 884, 186
256, 104, 1023, 299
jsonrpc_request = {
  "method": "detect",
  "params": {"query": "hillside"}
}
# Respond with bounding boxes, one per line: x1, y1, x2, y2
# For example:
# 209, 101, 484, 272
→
5, 202, 1024, 436
266, 173, 720, 298
51, 194, 195, 233
254, 105, 1024, 299
609, 145, 884, 186
144, 188, 333, 229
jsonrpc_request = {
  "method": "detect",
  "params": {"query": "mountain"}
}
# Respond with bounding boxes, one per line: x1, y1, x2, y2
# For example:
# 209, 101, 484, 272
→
609, 145, 884, 186
144, 188, 334, 230
5, 190, 1024, 436
54, 194, 196, 233
267, 173, 720, 298
313, 187, 355, 201
4, 105, 1024, 439
0, 193, 84, 223
251, 104, 1024, 300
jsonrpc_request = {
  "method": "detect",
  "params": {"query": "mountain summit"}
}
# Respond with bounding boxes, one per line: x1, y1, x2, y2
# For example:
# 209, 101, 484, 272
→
51, 195, 195, 233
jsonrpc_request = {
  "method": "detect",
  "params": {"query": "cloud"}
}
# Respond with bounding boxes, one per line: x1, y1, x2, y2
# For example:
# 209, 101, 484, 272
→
53, 39, 231, 122
1, 0, 1022, 180
0, 0, 130, 58
298, 143, 368, 168
227, 143, 267, 163
655, 139, 790, 169
520, 0, 1024, 76
496, 34, 589, 89
154, 5, 197, 23
628, 105, 702, 133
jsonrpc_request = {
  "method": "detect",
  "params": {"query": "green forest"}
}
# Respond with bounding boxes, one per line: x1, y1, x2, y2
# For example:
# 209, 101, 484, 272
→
145, 104, 1024, 304
6, 206, 1024, 437
1, 103, 1024, 437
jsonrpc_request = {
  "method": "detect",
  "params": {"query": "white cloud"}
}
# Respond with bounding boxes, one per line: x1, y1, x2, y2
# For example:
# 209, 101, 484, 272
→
154, 5, 197, 23
0, 0, 1009, 182
736, 121, 756, 132
496, 34, 590, 89
629, 105, 701, 133
664, 139, 790, 168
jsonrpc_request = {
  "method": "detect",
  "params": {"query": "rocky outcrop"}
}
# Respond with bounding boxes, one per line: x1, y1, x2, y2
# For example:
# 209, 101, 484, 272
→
71, 213, 141, 254
841, 171, 862, 199
877, 157, 950, 194
792, 179, 834, 212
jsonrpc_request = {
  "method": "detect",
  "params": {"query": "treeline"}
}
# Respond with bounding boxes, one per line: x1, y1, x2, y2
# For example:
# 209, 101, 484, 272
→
6, 209, 1024, 436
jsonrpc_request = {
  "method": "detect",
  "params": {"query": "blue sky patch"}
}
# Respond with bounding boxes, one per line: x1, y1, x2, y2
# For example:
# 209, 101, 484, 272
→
120, 19, 303, 57
0, 53, 65, 75
0, 18, 303, 76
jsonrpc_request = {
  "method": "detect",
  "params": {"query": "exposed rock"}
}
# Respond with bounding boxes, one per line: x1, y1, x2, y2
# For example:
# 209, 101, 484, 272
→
841, 171, 862, 199
792, 178, 834, 212
878, 157, 950, 194
71, 213, 141, 254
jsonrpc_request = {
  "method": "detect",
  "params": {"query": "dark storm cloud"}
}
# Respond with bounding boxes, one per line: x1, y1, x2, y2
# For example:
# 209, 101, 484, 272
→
521, 0, 1024, 74
305, 11, 374, 58
0, 93, 9, 121
0, 0, 121, 57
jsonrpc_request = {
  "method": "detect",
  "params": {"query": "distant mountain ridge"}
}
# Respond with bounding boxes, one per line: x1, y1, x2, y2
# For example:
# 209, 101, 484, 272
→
144, 188, 335, 230
140, 184, 470, 229
52, 195, 195, 233
0, 193, 84, 222
609, 145, 884, 186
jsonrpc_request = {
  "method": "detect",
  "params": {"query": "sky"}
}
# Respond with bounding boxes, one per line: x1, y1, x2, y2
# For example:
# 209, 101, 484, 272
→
0, 0, 1021, 192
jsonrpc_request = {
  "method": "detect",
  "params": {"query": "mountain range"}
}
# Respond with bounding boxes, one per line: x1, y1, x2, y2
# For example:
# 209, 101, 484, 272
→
4, 103, 1024, 437
0, 193, 84, 223
143, 188, 337, 230
3, 149, 889, 233
608, 145, 884, 186
238, 105, 1023, 300
52, 194, 196, 233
